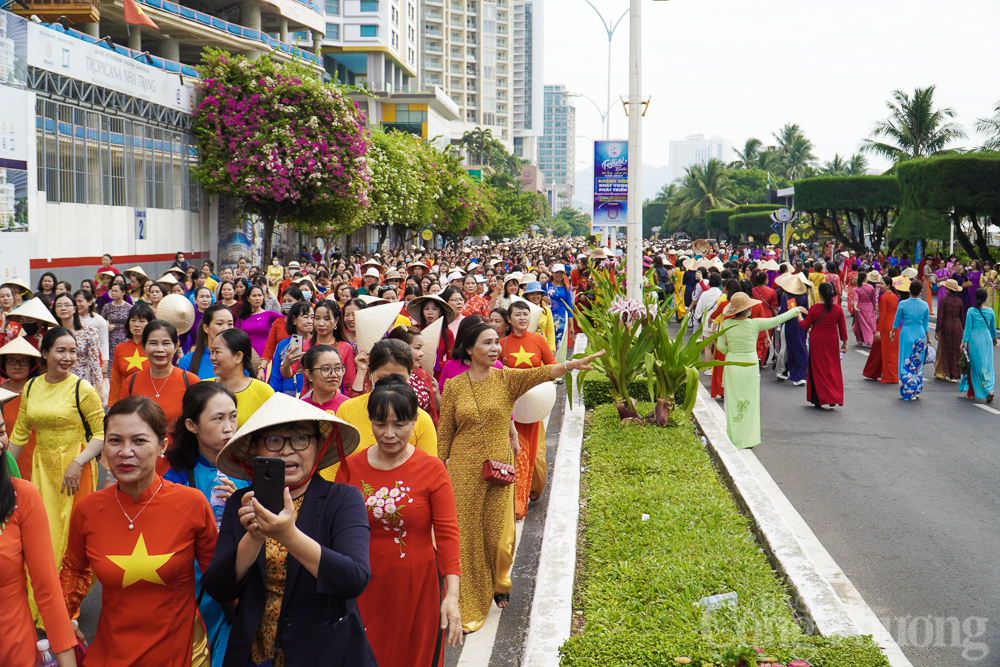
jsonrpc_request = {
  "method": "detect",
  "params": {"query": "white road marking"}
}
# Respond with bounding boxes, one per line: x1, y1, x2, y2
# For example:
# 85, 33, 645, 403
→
856, 350, 869, 357
975, 404, 1000, 415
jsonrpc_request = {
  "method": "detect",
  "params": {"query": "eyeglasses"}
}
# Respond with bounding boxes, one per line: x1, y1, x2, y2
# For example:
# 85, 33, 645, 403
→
259, 434, 315, 452
5, 358, 32, 368
310, 365, 345, 377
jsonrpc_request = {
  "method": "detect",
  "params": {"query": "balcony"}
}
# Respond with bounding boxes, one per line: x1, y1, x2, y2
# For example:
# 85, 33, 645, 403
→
29, 21, 199, 75
425, 44, 443, 52
12, 0, 98, 24
425, 10, 443, 20
424, 26, 443, 35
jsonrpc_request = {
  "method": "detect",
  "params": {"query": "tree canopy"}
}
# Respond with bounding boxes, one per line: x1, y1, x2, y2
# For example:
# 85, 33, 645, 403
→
794, 176, 901, 254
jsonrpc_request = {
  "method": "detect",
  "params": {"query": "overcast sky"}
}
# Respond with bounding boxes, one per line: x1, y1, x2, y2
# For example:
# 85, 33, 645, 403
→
544, 0, 1000, 184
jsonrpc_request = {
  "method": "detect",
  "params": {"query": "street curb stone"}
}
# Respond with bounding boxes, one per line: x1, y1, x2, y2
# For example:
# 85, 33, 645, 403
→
692, 383, 912, 667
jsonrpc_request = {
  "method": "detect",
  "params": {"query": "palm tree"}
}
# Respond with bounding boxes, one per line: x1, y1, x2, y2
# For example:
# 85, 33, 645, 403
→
459, 127, 493, 164
772, 124, 817, 179
730, 138, 763, 169
669, 159, 736, 231
860, 86, 966, 163
655, 182, 678, 202
847, 153, 868, 176
974, 100, 1000, 151
822, 154, 849, 176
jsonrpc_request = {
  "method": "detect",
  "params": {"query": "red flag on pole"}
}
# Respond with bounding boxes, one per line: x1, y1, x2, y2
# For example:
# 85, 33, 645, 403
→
124, 0, 159, 29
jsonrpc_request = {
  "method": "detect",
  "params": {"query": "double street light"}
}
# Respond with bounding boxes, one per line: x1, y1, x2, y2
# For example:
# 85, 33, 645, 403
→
580, 0, 629, 142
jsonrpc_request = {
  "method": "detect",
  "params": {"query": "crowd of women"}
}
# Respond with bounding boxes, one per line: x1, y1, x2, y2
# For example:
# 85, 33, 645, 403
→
0, 240, 603, 667
665, 243, 998, 451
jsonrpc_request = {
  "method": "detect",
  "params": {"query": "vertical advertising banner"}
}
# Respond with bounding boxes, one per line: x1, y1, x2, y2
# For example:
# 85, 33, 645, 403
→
592, 140, 628, 237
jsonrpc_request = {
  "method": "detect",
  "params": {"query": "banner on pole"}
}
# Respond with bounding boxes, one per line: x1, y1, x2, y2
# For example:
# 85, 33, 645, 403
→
593, 140, 628, 235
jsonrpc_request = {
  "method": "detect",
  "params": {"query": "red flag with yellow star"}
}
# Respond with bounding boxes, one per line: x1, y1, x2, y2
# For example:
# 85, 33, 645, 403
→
124, 0, 159, 29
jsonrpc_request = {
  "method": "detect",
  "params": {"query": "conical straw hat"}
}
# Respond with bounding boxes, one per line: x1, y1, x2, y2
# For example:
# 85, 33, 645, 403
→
776, 273, 806, 296
156, 294, 195, 335
693, 239, 711, 254
0, 386, 16, 403
217, 393, 361, 481
901, 266, 918, 280
1, 278, 32, 297
511, 297, 543, 333
157, 274, 180, 286
355, 302, 405, 354
8, 298, 58, 326
512, 381, 557, 424
356, 294, 388, 306
761, 259, 780, 271
123, 266, 148, 279
0, 336, 41, 357
406, 294, 457, 325
419, 316, 444, 373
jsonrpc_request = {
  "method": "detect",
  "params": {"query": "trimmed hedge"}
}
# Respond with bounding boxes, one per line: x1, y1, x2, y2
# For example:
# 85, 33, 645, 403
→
704, 205, 781, 240
644, 201, 669, 239
729, 211, 777, 239
581, 373, 687, 409
794, 175, 901, 212
704, 209, 734, 238
560, 403, 891, 667
897, 153, 1000, 216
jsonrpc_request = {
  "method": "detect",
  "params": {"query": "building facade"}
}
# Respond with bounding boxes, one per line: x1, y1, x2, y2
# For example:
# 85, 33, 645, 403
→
510, 0, 541, 164
668, 134, 734, 184
539, 84, 574, 212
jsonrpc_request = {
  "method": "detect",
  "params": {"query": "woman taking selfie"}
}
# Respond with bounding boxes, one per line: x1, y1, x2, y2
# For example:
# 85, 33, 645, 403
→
60, 396, 218, 667
344, 376, 462, 665
271, 301, 315, 396
165, 382, 248, 667
203, 393, 377, 666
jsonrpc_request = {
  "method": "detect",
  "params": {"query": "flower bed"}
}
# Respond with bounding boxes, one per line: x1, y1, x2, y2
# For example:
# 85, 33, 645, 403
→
559, 402, 890, 667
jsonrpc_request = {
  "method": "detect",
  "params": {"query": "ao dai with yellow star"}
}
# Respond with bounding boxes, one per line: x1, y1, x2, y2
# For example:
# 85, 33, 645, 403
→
109, 339, 148, 405
499, 331, 556, 369
60, 475, 218, 666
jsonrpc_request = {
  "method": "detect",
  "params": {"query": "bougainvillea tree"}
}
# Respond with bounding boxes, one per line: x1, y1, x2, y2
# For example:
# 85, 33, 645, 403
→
422, 144, 497, 242
364, 128, 436, 249
193, 49, 373, 261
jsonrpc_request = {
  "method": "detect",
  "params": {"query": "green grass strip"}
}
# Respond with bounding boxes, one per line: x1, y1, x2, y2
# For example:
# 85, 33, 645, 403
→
559, 402, 890, 667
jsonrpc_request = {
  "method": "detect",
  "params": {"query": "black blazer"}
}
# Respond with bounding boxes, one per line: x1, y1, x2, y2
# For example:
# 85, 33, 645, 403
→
202, 475, 377, 667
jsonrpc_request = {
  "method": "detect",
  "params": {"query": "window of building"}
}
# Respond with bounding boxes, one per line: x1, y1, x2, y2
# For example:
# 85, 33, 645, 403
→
408, 3, 415, 18
360, 0, 378, 10
409, 48, 415, 63
391, 6, 398, 24
391, 31, 399, 48
360, 24, 378, 36
408, 26, 414, 40
326, 23, 340, 38
326, 0, 339, 13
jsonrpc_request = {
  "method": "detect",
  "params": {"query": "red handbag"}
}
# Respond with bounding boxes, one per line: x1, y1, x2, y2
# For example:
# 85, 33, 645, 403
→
468, 373, 517, 486
482, 459, 516, 486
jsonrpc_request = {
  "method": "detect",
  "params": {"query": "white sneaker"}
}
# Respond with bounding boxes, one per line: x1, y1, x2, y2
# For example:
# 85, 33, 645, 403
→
776, 373, 788, 381
703, 369, 712, 376
793, 379, 806, 386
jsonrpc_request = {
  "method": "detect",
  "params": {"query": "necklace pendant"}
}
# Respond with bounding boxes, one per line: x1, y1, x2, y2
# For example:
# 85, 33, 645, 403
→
129, 523, 134, 530
155, 393, 160, 398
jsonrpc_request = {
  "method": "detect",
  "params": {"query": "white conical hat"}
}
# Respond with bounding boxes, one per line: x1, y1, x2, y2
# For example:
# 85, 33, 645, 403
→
217, 393, 361, 481
157, 274, 180, 286
1, 278, 32, 297
356, 294, 389, 306
761, 259, 780, 271
902, 266, 918, 280
511, 297, 543, 333
355, 301, 405, 354
0, 386, 16, 403
512, 381, 557, 423
156, 294, 195, 335
123, 266, 148, 279
418, 316, 444, 373
0, 336, 41, 357
8, 298, 58, 326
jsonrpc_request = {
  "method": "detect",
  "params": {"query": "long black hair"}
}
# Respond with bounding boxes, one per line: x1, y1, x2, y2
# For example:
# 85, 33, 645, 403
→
335, 298, 366, 341
167, 382, 238, 471
239, 285, 267, 321
51, 292, 83, 331
818, 282, 836, 312
215, 328, 255, 378
311, 300, 342, 345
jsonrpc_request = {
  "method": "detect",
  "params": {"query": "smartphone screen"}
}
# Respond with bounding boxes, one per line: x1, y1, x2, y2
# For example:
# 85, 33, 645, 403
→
253, 457, 285, 515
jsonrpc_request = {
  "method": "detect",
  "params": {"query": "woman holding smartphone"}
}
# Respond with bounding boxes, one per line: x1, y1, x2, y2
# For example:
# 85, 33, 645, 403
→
203, 393, 376, 666
270, 302, 315, 396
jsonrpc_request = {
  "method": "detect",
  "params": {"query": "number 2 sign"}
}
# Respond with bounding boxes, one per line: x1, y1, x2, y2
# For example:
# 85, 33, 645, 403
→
135, 210, 147, 240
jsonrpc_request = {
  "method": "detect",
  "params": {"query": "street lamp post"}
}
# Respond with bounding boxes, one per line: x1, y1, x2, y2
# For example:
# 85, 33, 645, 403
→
581, 0, 629, 141
625, 0, 669, 300
569, 93, 610, 135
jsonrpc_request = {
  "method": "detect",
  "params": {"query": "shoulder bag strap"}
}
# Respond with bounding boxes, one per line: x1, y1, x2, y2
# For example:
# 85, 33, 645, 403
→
76, 378, 93, 442
128, 371, 138, 396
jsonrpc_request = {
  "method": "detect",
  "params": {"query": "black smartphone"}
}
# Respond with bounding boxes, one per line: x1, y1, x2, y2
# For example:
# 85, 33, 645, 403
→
253, 456, 285, 515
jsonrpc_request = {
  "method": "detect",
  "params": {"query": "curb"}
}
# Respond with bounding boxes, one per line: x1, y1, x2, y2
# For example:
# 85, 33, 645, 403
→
692, 383, 912, 667
521, 334, 588, 667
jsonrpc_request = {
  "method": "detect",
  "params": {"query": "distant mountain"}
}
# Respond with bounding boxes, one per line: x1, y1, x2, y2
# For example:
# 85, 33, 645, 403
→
572, 164, 673, 211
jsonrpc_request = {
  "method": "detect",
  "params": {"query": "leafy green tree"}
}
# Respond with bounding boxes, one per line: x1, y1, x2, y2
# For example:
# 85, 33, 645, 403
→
773, 123, 818, 180
861, 86, 966, 165
725, 167, 786, 205
975, 101, 1000, 151
555, 207, 592, 237
823, 154, 849, 176
549, 216, 572, 237
193, 49, 372, 262
794, 176, 901, 255
848, 154, 869, 176
487, 183, 549, 240
669, 159, 736, 234
364, 128, 433, 251
654, 182, 678, 203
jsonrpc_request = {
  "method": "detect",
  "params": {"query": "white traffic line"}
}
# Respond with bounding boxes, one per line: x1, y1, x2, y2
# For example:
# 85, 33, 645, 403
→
974, 404, 1000, 415
856, 350, 869, 357
456, 518, 526, 666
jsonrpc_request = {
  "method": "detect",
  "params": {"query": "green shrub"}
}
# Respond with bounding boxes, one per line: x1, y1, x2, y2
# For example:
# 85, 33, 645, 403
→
559, 404, 890, 667
581, 373, 688, 411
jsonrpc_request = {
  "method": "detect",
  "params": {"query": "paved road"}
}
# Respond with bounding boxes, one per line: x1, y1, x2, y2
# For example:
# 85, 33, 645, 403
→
686, 309, 1000, 667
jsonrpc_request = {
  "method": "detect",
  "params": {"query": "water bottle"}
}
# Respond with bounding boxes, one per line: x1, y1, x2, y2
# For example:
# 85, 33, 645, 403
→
36, 640, 58, 667
210, 470, 229, 529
